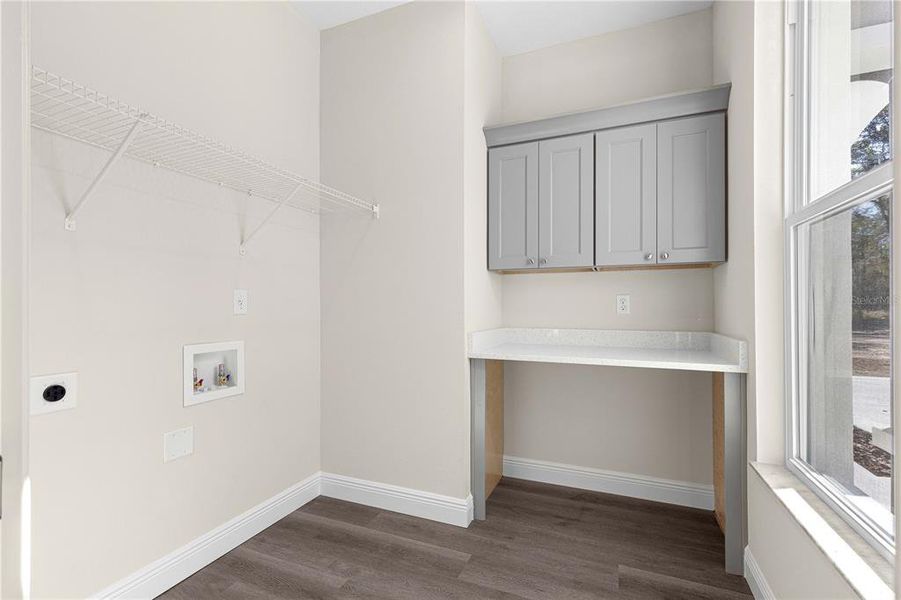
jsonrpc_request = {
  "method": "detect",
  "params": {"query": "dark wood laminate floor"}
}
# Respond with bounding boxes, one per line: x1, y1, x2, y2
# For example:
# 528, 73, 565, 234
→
160, 478, 752, 599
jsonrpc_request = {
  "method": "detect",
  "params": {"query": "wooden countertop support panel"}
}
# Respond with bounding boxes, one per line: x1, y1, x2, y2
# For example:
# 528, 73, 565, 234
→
485, 360, 504, 498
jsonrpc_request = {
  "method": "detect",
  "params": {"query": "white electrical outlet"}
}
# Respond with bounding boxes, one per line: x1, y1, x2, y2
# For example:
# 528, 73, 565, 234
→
163, 426, 194, 462
234, 289, 248, 315
616, 294, 631, 315
30, 372, 78, 416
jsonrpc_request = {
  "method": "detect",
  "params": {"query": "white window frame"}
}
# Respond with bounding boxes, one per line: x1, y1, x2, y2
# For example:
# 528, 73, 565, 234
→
784, 0, 895, 560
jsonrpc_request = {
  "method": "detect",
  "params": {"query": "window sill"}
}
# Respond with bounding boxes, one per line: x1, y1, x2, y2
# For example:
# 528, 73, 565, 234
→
751, 462, 894, 600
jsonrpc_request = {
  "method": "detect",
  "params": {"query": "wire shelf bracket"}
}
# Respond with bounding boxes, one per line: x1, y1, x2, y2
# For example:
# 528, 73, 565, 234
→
240, 183, 305, 256
30, 66, 379, 245
64, 116, 143, 231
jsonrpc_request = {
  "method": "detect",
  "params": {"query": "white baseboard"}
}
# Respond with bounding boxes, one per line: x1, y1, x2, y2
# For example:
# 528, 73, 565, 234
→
744, 546, 775, 600
503, 455, 714, 511
320, 472, 473, 527
91, 472, 472, 598
85, 462, 710, 598
93, 472, 321, 599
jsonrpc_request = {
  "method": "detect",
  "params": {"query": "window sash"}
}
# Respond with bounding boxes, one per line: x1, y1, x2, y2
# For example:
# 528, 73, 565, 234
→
784, 0, 895, 559
784, 169, 894, 557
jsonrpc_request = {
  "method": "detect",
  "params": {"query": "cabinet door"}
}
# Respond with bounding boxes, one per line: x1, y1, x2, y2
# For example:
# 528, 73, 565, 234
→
595, 124, 657, 266
657, 113, 726, 264
538, 133, 594, 268
488, 142, 539, 270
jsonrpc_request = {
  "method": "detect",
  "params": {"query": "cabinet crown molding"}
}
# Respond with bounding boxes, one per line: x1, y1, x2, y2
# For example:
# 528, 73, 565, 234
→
484, 83, 731, 148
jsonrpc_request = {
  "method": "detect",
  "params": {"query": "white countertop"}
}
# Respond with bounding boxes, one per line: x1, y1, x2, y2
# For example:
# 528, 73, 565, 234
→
468, 328, 748, 373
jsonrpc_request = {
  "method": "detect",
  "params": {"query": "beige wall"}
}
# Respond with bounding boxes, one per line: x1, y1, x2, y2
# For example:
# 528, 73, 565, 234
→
712, 0, 785, 467
501, 9, 714, 123
498, 9, 716, 485
320, 2, 471, 499
28, 3, 321, 597
463, 5, 504, 485
712, 0, 758, 464
748, 470, 857, 598
464, 0, 503, 336
1, 3, 30, 598
751, 0, 787, 467
506, 363, 714, 484
712, 0, 785, 468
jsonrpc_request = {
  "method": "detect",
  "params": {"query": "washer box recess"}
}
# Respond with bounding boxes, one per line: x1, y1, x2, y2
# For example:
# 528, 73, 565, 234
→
183, 341, 245, 407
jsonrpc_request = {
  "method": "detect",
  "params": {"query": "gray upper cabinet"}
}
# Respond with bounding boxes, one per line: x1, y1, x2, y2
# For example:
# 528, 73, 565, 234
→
657, 113, 726, 264
488, 142, 539, 270
595, 124, 657, 267
485, 84, 730, 272
538, 134, 594, 268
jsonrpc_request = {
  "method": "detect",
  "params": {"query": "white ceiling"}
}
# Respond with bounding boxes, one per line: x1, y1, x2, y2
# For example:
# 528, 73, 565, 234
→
294, 1, 713, 56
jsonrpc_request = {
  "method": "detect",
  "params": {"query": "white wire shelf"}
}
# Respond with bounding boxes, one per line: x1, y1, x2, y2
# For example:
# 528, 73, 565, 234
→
30, 66, 378, 250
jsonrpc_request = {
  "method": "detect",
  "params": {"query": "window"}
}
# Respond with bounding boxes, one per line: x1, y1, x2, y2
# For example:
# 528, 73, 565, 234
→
786, 0, 894, 557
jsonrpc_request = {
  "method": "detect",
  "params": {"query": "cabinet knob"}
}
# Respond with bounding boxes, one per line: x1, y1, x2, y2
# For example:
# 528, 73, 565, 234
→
644, 252, 654, 261
660, 251, 670, 260
527, 257, 535, 265
539, 258, 547, 265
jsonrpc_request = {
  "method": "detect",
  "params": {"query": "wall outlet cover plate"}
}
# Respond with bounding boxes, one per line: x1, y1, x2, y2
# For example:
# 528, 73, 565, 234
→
163, 426, 194, 462
30, 372, 78, 416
